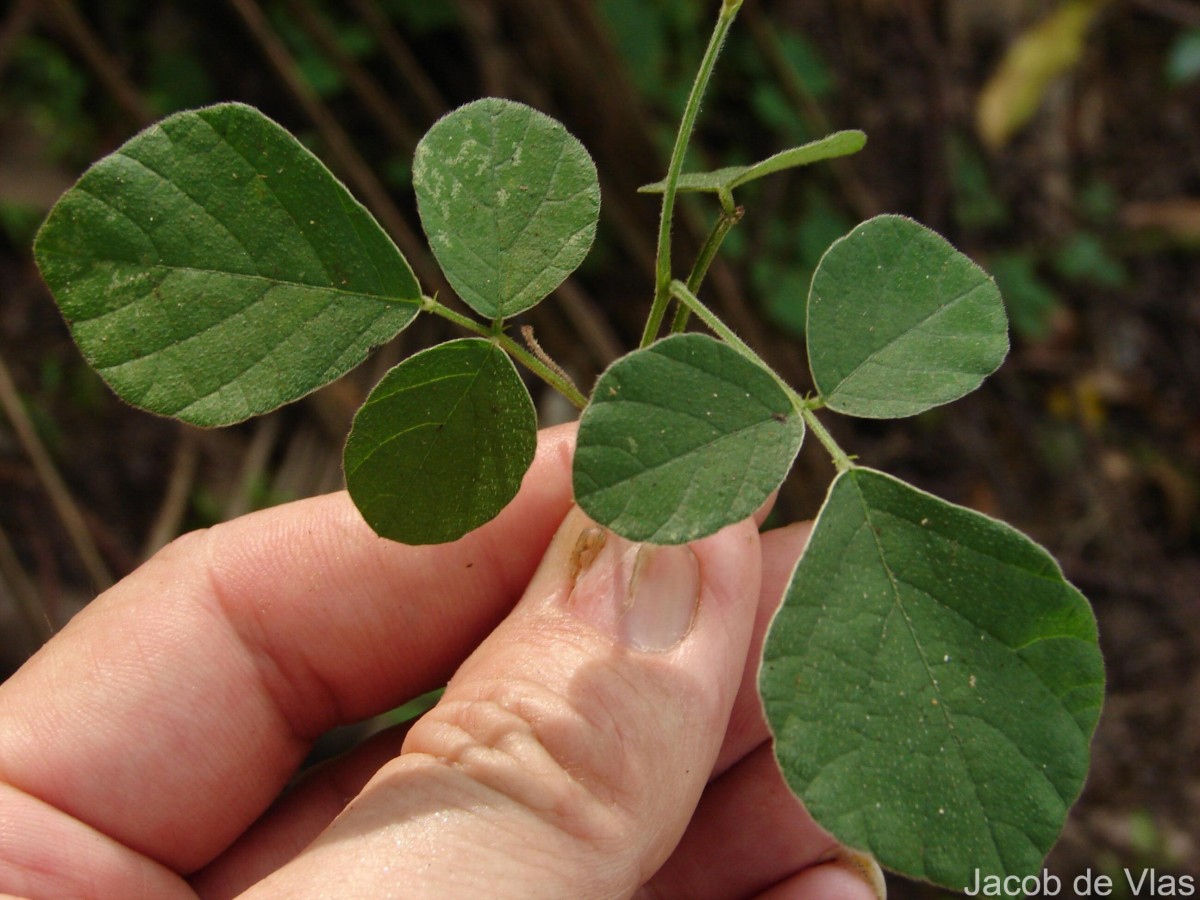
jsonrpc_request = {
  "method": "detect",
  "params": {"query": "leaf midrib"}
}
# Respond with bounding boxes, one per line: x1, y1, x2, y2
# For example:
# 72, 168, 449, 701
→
61, 259, 416, 329
817, 273, 995, 400
580, 417, 788, 543
582, 403, 784, 488
846, 470, 1005, 874
842, 469, 1101, 876
53, 115, 417, 324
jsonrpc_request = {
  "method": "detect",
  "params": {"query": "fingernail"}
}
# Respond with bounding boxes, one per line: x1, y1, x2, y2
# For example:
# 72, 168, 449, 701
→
564, 522, 700, 653
835, 848, 888, 900
619, 543, 700, 651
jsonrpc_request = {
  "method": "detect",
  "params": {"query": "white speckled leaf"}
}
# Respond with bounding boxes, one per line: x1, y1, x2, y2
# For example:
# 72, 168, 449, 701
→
413, 99, 599, 320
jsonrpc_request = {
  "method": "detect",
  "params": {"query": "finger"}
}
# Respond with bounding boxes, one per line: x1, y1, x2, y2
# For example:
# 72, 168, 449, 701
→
636, 744, 881, 900
237, 507, 763, 897
644, 522, 883, 900
715, 520, 812, 774
192, 725, 411, 898
0, 784, 192, 899
0, 424, 576, 880
201, 519, 814, 896
758, 858, 887, 900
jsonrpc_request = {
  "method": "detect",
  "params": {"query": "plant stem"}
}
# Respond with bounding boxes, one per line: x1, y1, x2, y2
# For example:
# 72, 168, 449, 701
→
670, 277, 802, 414
669, 280, 766, 369
667, 283, 856, 472
670, 203, 744, 334
420, 294, 476, 332
500, 339, 588, 409
800, 405, 855, 472
423, 297, 588, 409
640, 0, 742, 348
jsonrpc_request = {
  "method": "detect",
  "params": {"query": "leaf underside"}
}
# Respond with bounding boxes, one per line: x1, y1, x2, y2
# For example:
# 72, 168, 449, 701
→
344, 338, 537, 545
413, 98, 600, 320
573, 333, 804, 544
760, 468, 1104, 888
807, 214, 1009, 419
34, 102, 420, 427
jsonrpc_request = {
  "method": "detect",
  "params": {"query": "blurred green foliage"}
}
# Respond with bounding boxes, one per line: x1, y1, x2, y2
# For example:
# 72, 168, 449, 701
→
1053, 231, 1129, 290
3, 35, 94, 165
948, 133, 1008, 231
990, 253, 1062, 340
599, 0, 705, 115
1165, 28, 1200, 85
268, 7, 374, 98
376, 0, 458, 34
0, 202, 41, 247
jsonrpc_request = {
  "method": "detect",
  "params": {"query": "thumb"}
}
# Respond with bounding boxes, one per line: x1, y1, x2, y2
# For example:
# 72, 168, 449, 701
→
244, 507, 762, 898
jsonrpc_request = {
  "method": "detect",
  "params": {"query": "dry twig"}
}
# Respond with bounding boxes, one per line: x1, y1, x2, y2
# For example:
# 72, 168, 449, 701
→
140, 426, 199, 559
226, 0, 448, 296
0, 0, 38, 80
288, 0, 420, 151
0, 522, 54, 642
0, 347, 113, 594
347, 0, 446, 121
40, 0, 154, 126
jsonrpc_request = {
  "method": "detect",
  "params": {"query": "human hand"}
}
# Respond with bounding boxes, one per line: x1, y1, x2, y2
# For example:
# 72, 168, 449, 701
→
0, 424, 883, 899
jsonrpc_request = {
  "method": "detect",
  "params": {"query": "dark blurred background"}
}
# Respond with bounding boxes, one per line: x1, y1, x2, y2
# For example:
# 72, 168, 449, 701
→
1, 0, 1197, 894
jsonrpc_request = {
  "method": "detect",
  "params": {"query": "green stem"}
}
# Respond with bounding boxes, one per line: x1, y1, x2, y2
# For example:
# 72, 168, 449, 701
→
671, 277, 804, 419
423, 297, 588, 410
668, 280, 765, 369
500, 337, 588, 410
800, 405, 855, 472
421, 295, 483, 333
667, 283, 856, 472
670, 203, 744, 334
640, 0, 743, 348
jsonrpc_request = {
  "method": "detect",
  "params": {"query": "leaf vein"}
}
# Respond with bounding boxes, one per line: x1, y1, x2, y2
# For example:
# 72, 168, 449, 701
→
823, 279, 996, 398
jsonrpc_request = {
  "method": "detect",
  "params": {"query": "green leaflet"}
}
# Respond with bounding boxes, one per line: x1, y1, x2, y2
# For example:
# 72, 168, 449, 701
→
760, 468, 1104, 888
639, 130, 866, 195
413, 98, 600, 320
573, 333, 804, 544
344, 338, 536, 545
34, 103, 420, 427
807, 215, 1009, 419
